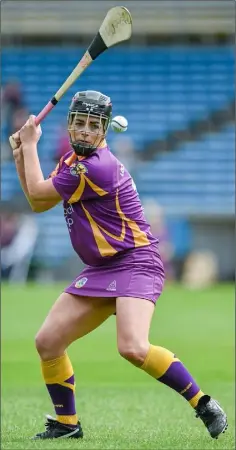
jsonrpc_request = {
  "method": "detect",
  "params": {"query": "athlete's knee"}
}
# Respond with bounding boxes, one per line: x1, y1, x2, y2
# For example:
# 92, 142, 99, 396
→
35, 329, 64, 360
118, 341, 149, 367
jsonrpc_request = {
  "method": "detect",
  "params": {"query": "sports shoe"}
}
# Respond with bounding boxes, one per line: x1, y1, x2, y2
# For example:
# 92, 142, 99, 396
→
32, 414, 83, 440
195, 395, 228, 439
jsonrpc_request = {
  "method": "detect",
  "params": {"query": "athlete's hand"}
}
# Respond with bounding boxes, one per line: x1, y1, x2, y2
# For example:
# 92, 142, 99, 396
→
10, 130, 21, 149
10, 130, 23, 163
19, 115, 42, 146
12, 144, 23, 163
9, 129, 22, 152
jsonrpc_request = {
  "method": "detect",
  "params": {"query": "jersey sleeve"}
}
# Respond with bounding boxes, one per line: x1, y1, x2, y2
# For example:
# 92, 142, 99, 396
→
48, 153, 68, 179
51, 159, 113, 204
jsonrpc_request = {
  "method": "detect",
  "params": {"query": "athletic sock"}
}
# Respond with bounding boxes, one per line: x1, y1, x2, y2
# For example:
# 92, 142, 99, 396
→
41, 353, 78, 426
140, 345, 204, 407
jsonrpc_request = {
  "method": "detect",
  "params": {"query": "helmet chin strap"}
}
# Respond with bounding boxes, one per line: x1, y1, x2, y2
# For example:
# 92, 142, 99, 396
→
71, 141, 97, 156
70, 135, 105, 156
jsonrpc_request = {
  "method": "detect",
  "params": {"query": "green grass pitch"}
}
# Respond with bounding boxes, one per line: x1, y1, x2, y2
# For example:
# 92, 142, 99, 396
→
2, 282, 235, 449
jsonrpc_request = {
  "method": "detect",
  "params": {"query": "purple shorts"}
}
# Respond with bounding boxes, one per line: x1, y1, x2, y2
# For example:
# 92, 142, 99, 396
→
65, 244, 165, 304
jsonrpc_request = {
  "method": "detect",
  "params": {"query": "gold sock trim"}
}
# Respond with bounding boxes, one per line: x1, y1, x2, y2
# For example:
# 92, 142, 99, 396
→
57, 414, 78, 426
41, 354, 65, 367
140, 345, 180, 379
189, 390, 205, 408
60, 381, 75, 392
41, 353, 74, 384
140, 345, 153, 372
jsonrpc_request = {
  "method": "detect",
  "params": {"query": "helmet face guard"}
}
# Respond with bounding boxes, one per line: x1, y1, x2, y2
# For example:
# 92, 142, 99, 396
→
68, 91, 112, 156
68, 111, 109, 156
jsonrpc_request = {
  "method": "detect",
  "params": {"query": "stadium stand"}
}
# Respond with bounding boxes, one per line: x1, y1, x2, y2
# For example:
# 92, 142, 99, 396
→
2, 46, 234, 152
135, 123, 235, 215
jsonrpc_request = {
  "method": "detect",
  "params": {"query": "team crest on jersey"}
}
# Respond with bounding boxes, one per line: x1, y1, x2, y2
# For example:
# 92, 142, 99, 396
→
70, 163, 88, 177
75, 277, 88, 288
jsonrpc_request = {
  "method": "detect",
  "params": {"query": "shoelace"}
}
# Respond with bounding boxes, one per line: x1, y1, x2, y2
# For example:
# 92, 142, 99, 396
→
45, 419, 57, 429
40, 419, 58, 436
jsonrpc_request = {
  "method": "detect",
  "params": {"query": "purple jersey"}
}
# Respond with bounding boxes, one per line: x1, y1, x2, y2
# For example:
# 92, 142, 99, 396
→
51, 145, 158, 266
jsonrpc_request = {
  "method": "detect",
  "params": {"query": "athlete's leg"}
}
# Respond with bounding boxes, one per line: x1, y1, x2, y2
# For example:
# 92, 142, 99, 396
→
116, 296, 227, 438
35, 294, 115, 428
116, 296, 154, 365
116, 296, 205, 404
35, 293, 116, 359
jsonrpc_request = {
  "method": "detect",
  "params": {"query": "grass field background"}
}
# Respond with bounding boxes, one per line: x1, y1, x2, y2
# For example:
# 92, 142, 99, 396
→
2, 282, 235, 449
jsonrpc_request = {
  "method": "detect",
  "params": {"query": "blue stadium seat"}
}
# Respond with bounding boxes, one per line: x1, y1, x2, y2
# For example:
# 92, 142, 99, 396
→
135, 123, 235, 215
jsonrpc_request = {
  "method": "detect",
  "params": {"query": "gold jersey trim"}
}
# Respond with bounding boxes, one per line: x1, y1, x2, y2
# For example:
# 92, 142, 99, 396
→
81, 189, 150, 257
68, 174, 108, 203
